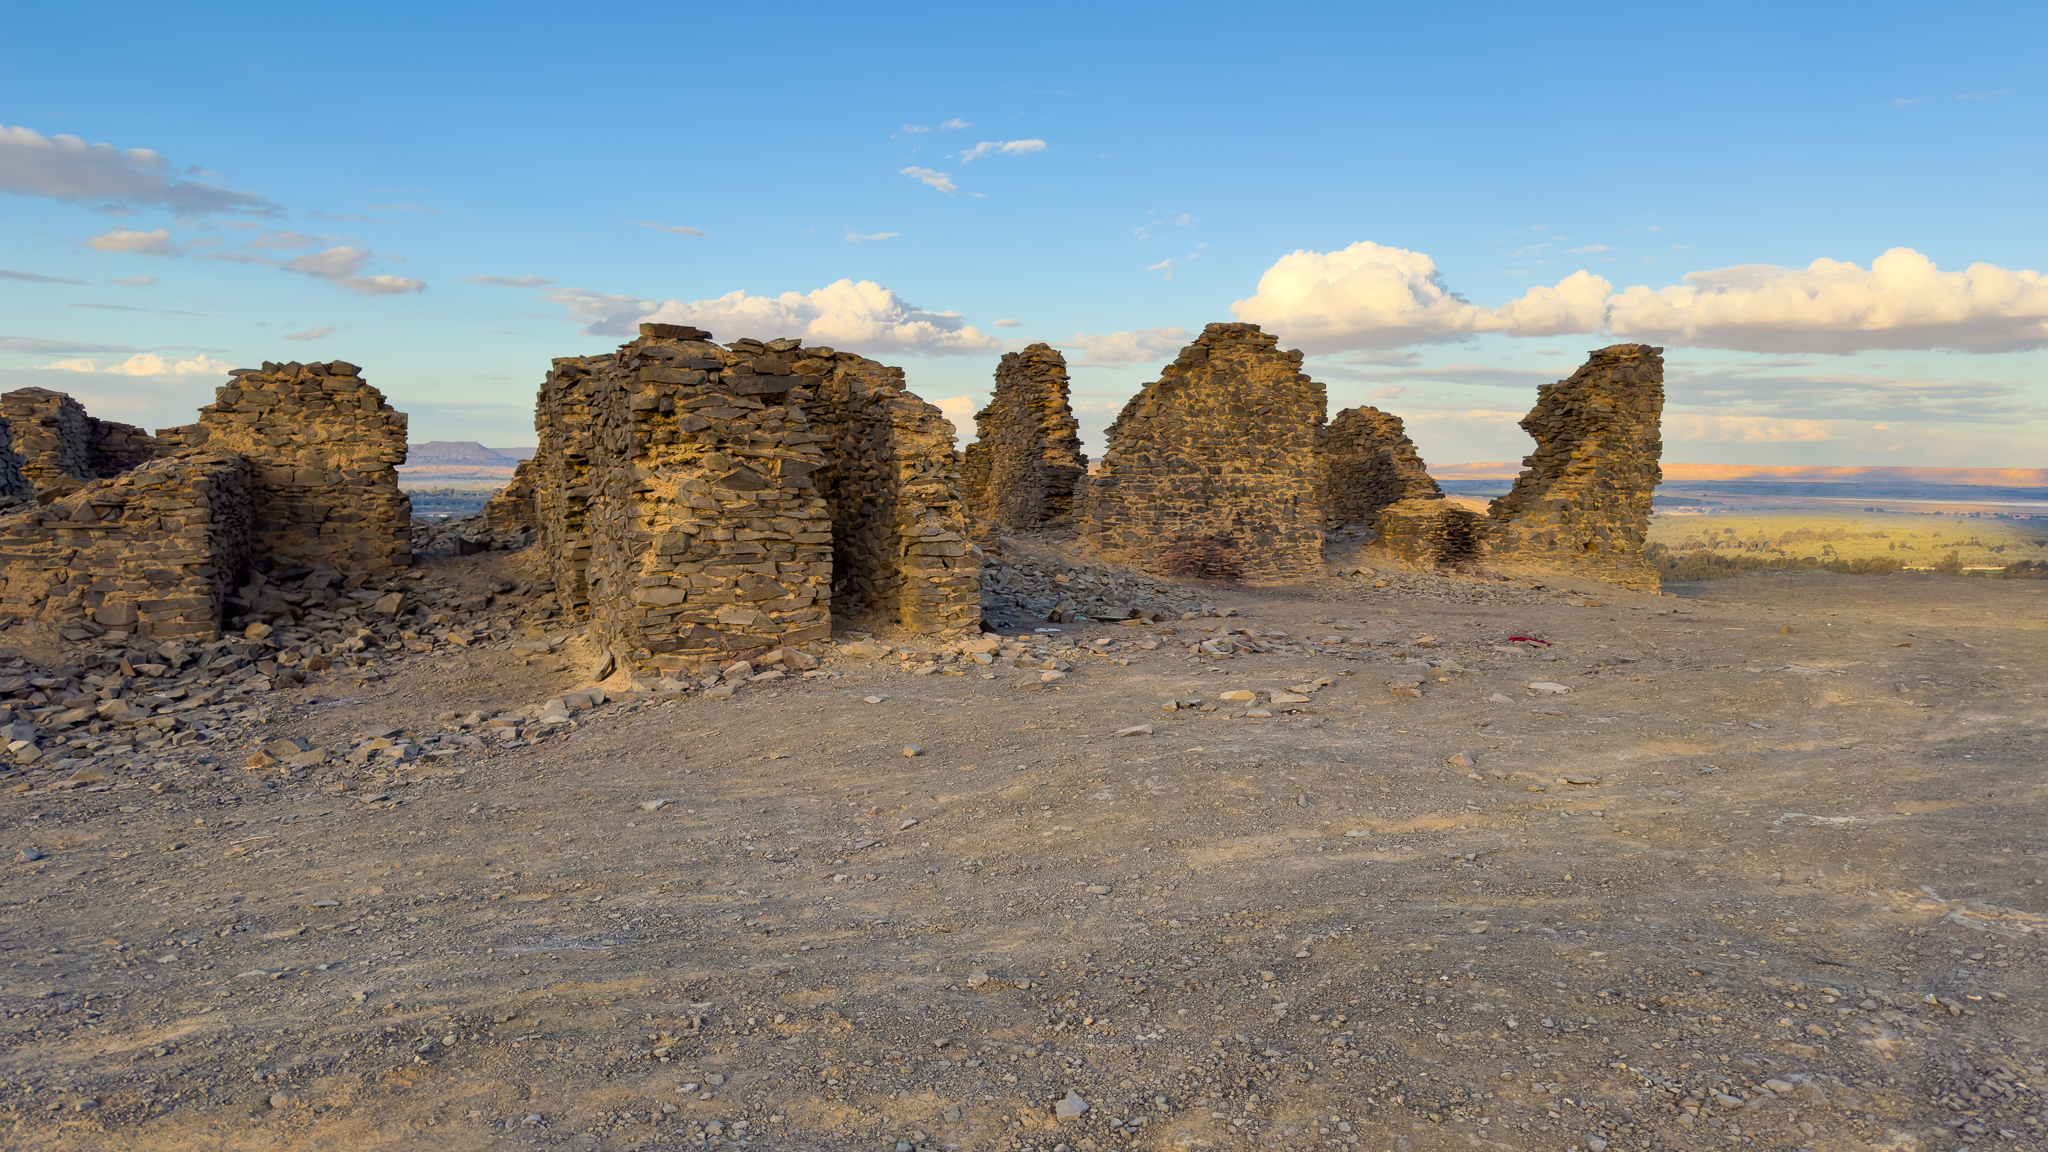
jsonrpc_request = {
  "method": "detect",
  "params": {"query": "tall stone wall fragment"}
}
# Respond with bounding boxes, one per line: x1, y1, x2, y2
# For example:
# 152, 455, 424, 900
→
1077, 323, 1326, 580
960, 344, 1087, 529
1487, 343, 1665, 589
194, 360, 412, 577
1325, 405, 1440, 526
0, 453, 252, 640
481, 458, 538, 534
523, 324, 980, 676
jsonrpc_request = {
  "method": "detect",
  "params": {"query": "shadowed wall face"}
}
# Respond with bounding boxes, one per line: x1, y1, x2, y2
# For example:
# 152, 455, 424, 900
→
961, 343, 1087, 530
1078, 323, 1327, 580
1487, 343, 1666, 589
1324, 405, 1441, 526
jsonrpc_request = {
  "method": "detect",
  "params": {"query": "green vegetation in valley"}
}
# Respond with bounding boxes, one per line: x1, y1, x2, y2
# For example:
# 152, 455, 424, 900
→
1644, 510, 2048, 581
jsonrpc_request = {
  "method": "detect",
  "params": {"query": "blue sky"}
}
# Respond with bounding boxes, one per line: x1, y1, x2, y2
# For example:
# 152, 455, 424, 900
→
3, 0, 2044, 468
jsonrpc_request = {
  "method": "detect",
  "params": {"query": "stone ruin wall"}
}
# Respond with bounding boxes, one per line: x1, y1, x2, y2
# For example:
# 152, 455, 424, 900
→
0, 360, 413, 641
525, 323, 978, 680
0, 388, 162, 487
0, 454, 253, 640
185, 361, 413, 578
1077, 323, 1326, 580
1324, 405, 1441, 526
0, 416, 31, 506
1486, 343, 1665, 589
960, 344, 1087, 530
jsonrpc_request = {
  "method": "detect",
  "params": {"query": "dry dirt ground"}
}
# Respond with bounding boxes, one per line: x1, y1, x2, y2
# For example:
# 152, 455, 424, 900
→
2, 547, 2044, 1152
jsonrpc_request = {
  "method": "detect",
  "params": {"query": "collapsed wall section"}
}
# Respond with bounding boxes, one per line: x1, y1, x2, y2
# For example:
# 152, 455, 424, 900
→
960, 344, 1087, 529
803, 346, 980, 635
190, 360, 412, 577
1325, 405, 1441, 525
0, 388, 162, 486
1487, 343, 1665, 589
0, 454, 252, 640
1076, 323, 1326, 580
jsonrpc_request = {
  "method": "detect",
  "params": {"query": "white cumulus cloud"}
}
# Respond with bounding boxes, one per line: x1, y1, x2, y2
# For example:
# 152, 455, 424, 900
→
900, 167, 957, 195
1606, 247, 2048, 353
0, 124, 279, 216
845, 231, 900, 243
45, 353, 234, 377
959, 139, 1047, 162
550, 279, 999, 357
1230, 241, 1612, 352
933, 395, 976, 431
1057, 326, 1192, 366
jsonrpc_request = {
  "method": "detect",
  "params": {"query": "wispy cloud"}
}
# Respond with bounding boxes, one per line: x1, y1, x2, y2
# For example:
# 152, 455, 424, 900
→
630, 221, 706, 237
85, 227, 182, 256
1565, 244, 1611, 254
0, 123, 280, 217
844, 231, 900, 243
901, 123, 933, 134
1890, 97, 1924, 106
939, 118, 971, 130
112, 275, 155, 285
245, 230, 328, 250
959, 138, 1047, 163
284, 325, 338, 342
899, 167, 957, 195
1955, 90, 2009, 100
1145, 259, 1172, 272
0, 268, 86, 284
992, 318, 1020, 328
462, 274, 556, 288
0, 337, 144, 355
283, 247, 426, 296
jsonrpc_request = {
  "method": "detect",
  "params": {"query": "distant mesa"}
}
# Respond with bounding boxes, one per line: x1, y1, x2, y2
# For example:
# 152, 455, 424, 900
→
404, 441, 520, 466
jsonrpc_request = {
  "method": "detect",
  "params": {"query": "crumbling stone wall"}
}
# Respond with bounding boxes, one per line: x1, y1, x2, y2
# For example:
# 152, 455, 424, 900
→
1326, 405, 1440, 526
187, 360, 412, 577
0, 453, 252, 640
803, 346, 980, 635
1373, 497, 1487, 567
961, 344, 1087, 529
482, 458, 537, 534
524, 324, 979, 677
0, 388, 163, 485
1077, 323, 1326, 580
1487, 343, 1665, 589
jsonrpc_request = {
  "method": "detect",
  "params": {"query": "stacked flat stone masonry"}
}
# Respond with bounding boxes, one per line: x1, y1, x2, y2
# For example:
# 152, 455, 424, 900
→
961, 344, 1088, 530
0, 453, 252, 639
185, 361, 413, 577
1372, 497, 1488, 567
1077, 323, 1327, 580
1325, 405, 1441, 526
525, 323, 978, 679
1487, 343, 1665, 589
0, 416, 30, 506
0, 388, 162, 486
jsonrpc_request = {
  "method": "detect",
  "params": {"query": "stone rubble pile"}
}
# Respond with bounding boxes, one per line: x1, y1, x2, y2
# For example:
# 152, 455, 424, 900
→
978, 551, 1218, 625
960, 344, 1088, 530
1484, 343, 1665, 590
1324, 405, 1441, 526
1078, 323, 1328, 580
520, 323, 978, 683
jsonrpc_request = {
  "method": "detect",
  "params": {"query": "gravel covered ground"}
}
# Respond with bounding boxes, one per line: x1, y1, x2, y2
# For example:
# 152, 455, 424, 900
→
0, 544, 2042, 1152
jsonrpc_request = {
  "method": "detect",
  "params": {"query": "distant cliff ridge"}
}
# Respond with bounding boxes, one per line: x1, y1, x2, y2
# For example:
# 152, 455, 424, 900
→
1432, 462, 2048, 487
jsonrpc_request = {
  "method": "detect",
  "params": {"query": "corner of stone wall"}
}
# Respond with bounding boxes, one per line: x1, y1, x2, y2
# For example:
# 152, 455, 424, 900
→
1077, 322, 1326, 580
196, 360, 412, 577
964, 344, 1086, 530
1487, 343, 1665, 590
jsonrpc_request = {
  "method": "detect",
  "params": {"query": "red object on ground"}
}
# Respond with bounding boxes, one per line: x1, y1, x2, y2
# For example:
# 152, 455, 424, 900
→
1506, 636, 1552, 645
